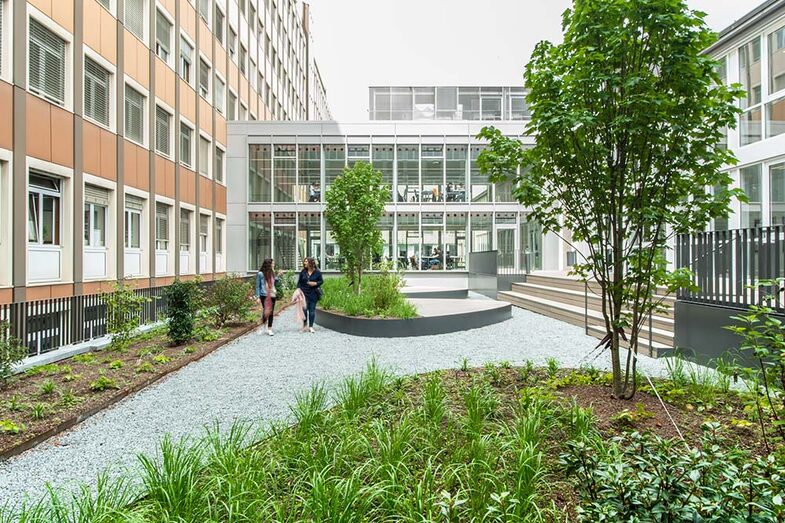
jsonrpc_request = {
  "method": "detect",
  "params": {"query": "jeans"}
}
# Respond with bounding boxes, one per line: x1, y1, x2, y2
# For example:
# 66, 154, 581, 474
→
261, 297, 277, 327
303, 295, 317, 327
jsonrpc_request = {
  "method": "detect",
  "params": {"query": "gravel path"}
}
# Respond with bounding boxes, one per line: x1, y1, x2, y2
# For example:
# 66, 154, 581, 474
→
0, 301, 670, 507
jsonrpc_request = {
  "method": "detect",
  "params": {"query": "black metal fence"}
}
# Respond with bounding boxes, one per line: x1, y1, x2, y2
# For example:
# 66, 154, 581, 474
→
676, 226, 785, 312
0, 277, 253, 359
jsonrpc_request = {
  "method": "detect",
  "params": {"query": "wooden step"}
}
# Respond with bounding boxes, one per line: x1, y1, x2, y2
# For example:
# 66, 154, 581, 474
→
524, 274, 674, 302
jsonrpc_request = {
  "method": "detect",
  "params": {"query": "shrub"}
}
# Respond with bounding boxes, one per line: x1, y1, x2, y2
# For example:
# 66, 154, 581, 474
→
136, 362, 155, 374
275, 270, 298, 300
165, 279, 203, 345
152, 354, 170, 365
108, 360, 124, 370
104, 281, 150, 351
320, 271, 416, 319
0, 419, 24, 435
207, 275, 255, 327
30, 403, 48, 420
90, 375, 119, 392
40, 379, 57, 396
0, 321, 26, 388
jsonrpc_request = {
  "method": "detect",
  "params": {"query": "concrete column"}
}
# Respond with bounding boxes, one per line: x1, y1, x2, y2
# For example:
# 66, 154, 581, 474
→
173, 0, 181, 277
73, 0, 85, 296
147, 0, 157, 287
11, 0, 27, 302
116, 0, 126, 282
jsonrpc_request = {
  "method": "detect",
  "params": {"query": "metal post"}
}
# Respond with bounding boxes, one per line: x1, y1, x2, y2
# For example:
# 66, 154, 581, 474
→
584, 281, 589, 335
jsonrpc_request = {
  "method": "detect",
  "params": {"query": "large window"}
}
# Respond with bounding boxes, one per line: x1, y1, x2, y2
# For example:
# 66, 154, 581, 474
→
771, 163, 785, 226
397, 213, 420, 270
216, 218, 224, 254
422, 212, 444, 270
227, 90, 236, 120
199, 215, 209, 253
372, 145, 394, 201
376, 214, 394, 267
347, 144, 370, 168
436, 87, 458, 120
125, 196, 143, 249
199, 136, 210, 177
84, 186, 108, 248
390, 88, 412, 120
84, 57, 111, 127
125, 0, 145, 41
767, 96, 785, 138
180, 123, 193, 168
180, 37, 193, 84
198, 0, 210, 24
273, 144, 295, 202
155, 106, 171, 156
155, 203, 169, 250
28, 173, 61, 245
770, 26, 785, 95
739, 38, 762, 145
458, 88, 480, 120
215, 147, 224, 183
741, 164, 762, 228
470, 145, 490, 202
298, 144, 321, 202
29, 18, 66, 106
397, 145, 418, 202
249, 144, 271, 202
198, 58, 210, 99
446, 213, 467, 270
297, 212, 321, 266
446, 145, 467, 202
481, 88, 502, 120
421, 145, 443, 202
324, 145, 345, 188
470, 212, 492, 252
521, 217, 543, 271
248, 212, 271, 270
156, 10, 172, 64
180, 209, 191, 252
124, 85, 145, 144
239, 44, 247, 75
215, 77, 225, 114
215, 6, 225, 45
274, 212, 296, 270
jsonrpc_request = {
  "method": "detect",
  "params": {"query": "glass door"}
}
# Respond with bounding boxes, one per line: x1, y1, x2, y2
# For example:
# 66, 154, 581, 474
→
496, 227, 515, 269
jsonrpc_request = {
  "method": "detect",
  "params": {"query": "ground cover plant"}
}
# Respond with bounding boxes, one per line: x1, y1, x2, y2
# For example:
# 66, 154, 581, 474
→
2, 360, 780, 521
319, 265, 417, 319
0, 276, 285, 457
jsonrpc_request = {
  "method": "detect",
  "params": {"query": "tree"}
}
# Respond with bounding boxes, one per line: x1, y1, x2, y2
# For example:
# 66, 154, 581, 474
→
104, 282, 150, 351
478, 0, 744, 399
324, 161, 388, 293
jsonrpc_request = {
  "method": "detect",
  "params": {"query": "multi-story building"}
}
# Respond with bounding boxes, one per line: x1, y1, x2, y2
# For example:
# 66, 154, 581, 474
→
705, 0, 785, 231
0, 0, 329, 304
226, 86, 569, 278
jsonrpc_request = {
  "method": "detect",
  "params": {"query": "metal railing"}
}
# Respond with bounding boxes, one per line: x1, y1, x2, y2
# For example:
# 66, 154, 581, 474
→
676, 226, 784, 313
0, 277, 253, 359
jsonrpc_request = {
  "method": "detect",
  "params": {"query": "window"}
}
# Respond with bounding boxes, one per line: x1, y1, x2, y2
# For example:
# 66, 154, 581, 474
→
239, 44, 247, 75
180, 37, 193, 84
180, 209, 191, 251
125, 195, 143, 249
28, 173, 61, 246
125, 0, 145, 41
84, 57, 111, 127
740, 38, 762, 145
155, 106, 171, 156
124, 85, 145, 144
215, 7, 224, 45
29, 18, 66, 106
198, 58, 210, 98
199, 136, 210, 177
198, 0, 210, 24
771, 26, 785, 94
229, 28, 236, 59
155, 203, 169, 250
216, 218, 224, 254
215, 77, 225, 114
239, 102, 247, 120
215, 147, 224, 183
180, 123, 193, 167
84, 186, 109, 248
199, 215, 208, 253
227, 91, 236, 120
741, 164, 762, 228
155, 10, 172, 64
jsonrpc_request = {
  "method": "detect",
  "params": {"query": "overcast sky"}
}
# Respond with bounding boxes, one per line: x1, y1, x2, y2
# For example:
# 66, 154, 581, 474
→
305, 0, 765, 120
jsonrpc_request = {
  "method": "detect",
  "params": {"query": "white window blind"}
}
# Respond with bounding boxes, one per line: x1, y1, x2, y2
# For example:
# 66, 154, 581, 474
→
155, 106, 171, 155
97, 0, 111, 10
125, 0, 144, 40
180, 123, 192, 167
180, 209, 190, 250
199, 58, 210, 98
29, 18, 66, 105
227, 91, 236, 120
199, 136, 210, 176
156, 203, 169, 249
156, 10, 171, 62
125, 194, 144, 211
180, 37, 193, 83
198, 0, 210, 23
215, 7, 224, 44
199, 215, 208, 252
84, 185, 110, 207
216, 219, 223, 253
84, 57, 111, 126
124, 85, 144, 143
215, 78, 225, 114
215, 148, 224, 183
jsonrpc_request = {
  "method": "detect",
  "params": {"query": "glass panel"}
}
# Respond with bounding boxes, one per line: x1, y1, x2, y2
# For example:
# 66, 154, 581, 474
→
770, 26, 785, 94
767, 97, 785, 138
741, 107, 762, 145
739, 38, 762, 109
458, 88, 480, 120
445, 145, 467, 202
180, 210, 190, 251
397, 213, 420, 270
445, 213, 467, 270
509, 95, 529, 120
84, 204, 91, 246
248, 212, 271, 271
481, 96, 502, 120
397, 145, 419, 202
471, 212, 492, 252
470, 145, 490, 202
413, 87, 435, 119
274, 223, 296, 270
347, 144, 370, 167
156, 204, 169, 250
375, 214, 394, 268
93, 205, 106, 247
298, 144, 321, 202
520, 217, 543, 271
324, 230, 342, 270
324, 144, 345, 188
28, 193, 40, 243
273, 144, 296, 202
249, 144, 272, 202
497, 228, 515, 268
42, 194, 58, 245
297, 212, 321, 267
421, 145, 443, 202
130, 211, 141, 248
436, 87, 458, 119
390, 88, 412, 120
771, 163, 785, 226
741, 164, 763, 228
372, 145, 394, 201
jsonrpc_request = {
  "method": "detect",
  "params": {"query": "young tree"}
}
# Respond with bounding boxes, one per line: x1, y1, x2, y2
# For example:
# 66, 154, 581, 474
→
324, 161, 388, 293
478, 0, 744, 399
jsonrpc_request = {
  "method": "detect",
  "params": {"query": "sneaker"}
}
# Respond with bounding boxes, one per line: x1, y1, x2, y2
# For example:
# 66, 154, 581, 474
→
309, 327, 315, 333
267, 330, 274, 336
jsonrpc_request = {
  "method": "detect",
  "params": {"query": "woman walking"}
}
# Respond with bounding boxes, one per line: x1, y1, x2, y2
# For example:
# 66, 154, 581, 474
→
256, 258, 283, 336
298, 257, 323, 333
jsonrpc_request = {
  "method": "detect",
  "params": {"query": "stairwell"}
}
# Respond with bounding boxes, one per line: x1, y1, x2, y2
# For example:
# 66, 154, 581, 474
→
498, 274, 674, 357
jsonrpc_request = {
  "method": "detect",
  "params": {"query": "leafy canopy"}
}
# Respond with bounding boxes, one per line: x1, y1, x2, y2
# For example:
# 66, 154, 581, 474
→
324, 161, 389, 292
478, 0, 744, 399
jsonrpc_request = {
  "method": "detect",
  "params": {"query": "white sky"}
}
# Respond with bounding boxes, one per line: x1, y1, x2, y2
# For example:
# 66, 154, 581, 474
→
305, 0, 766, 120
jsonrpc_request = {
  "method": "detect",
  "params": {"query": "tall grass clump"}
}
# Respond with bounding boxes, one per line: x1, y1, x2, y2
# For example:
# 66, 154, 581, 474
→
320, 268, 417, 319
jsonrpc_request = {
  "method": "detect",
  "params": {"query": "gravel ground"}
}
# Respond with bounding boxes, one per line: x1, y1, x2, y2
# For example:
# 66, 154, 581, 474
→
0, 301, 671, 508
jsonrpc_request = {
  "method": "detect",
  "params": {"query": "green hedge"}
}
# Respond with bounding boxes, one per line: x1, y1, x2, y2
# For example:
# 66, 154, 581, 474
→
319, 274, 417, 319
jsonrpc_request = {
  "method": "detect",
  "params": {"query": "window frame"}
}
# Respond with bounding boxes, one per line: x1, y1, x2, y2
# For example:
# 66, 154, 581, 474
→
124, 204, 142, 250
155, 8, 174, 67
124, 0, 147, 43
155, 104, 173, 158
198, 133, 211, 178
214, 73, 225, 115
28, 172, 62, 247
0, 0, 13, 83
214, 5, 225, 46
83, 201, 108, 248
179, 120, 194, 168
155, 202, 170, 251
198, 54, 211, 99
83, 51, 115, 131
179, 33, 195, 86
179, 208, 191, 252
28, 12, 72, 109
124, 80, 147, 146
739, 36, 763, 146
215, 145, 225, 184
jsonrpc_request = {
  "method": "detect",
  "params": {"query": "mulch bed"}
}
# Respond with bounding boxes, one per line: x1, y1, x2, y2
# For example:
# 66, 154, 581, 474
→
0, 302, 290, 460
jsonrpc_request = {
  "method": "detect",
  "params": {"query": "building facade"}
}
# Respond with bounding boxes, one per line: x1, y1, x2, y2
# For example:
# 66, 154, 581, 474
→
706, 0, 785, 231
0, 0, 328, 304
368, 86, 529, 121
226, 114, 570, 276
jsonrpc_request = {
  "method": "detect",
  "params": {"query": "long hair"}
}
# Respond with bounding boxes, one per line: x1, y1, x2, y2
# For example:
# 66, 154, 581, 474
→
305, 257, 317, 271
260, 258, 274, 280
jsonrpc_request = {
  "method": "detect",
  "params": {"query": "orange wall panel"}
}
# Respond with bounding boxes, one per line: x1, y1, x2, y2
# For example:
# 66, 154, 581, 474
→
199, 22, 213, 61
83, 121, 101, 175
124, 31, 150, 87
83, 0, 102, 53
215, 117, 226, 146
99, 8, 117, 63
241, 77, 249, 106
26, 95, 52, 161
180, 168, 195, 204
228, 61, 238, 92
124, 140, 137, 187
199, 176, 212, 208
180, 0, 196, 40
0, 288, 13, 305
199, 99, 213, 135
179, 80, 196, 122
215, 184, 227, 214
126, 142, 150, 191
215, 49, 226, 78
155, 61, 176, 108
50, 107, 74, 168
51, 0, 74, 33
154, 156, 176, 198
0, 82, 12, 150
99, 129, 117, 181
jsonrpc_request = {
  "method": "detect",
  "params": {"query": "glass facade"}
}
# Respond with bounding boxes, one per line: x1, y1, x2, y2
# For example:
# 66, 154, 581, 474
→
370, 86, 529, 121
741, 164, 763, 228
